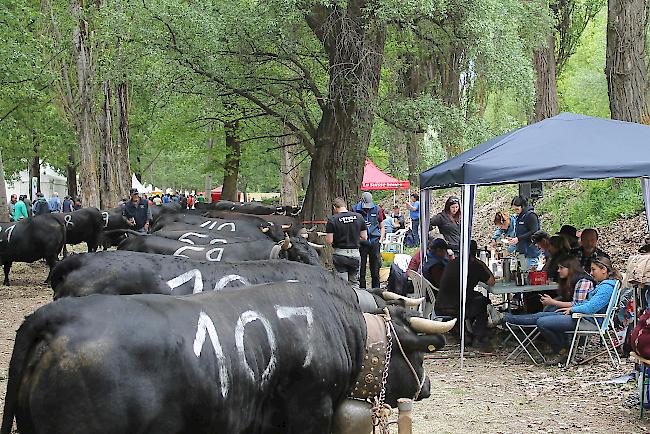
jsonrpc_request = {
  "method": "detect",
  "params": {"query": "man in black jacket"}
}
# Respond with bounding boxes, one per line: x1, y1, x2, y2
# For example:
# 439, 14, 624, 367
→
123, 189, 152, 233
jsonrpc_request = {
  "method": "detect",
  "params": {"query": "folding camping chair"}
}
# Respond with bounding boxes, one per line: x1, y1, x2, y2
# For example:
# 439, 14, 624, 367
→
503, 322, 546, 365
565, 280, 622, 367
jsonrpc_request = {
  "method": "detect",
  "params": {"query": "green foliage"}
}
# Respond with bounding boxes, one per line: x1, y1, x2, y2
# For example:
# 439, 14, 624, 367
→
535, 179, 643, 230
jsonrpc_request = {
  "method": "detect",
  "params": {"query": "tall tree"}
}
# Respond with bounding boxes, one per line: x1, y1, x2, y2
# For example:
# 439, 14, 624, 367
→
530, 36, 560, 123
605, 0, 649, 122
0, 151, 8, 223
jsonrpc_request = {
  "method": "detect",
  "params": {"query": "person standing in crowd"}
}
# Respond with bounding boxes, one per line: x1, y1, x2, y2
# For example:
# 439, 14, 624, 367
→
153, 195, 163, 206
390, 205, 405, 231
508, 196, 540, 267
180, 194, 188, 209
22, 195, 32, 217
557, 225, 580, 249
62, 195, 73, 212
33, 192, 51, 216
353, 192, 385, 289
48, 192, 62, 213
325, 197, 368, 289
436, 240, 496, 351
123, 188, 152, 233
429, 196, 461, 256
163, 193, 170, 204
575, 228, 610, 273
12, 195, 28, 221
196, 193, 205, 203
8, 194, 17, 221
383, 210, 395, 234
187, 194, 195, 209
73, 196, 82, 210
406, 193, 421, 246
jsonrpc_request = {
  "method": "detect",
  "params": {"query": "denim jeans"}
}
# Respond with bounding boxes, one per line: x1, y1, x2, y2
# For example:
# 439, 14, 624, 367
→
537, 314, 577, 352
504, 311, 558, 326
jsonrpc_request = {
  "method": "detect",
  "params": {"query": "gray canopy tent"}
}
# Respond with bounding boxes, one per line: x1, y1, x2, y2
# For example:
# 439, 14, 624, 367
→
417, 112, 650, 365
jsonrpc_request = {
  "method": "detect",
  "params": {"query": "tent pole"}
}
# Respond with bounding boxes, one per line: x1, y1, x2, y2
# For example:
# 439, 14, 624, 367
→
459, 184, 475, 368
642, 177, 650, 233
393, 190, 396, 208
419, 190, 430, 271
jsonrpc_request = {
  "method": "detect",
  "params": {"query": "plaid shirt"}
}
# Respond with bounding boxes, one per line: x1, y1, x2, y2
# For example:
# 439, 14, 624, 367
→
572, 278, 594, 304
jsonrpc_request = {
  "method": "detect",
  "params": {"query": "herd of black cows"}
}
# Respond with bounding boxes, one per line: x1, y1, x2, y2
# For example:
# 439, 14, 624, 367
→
0, 201, 456, 434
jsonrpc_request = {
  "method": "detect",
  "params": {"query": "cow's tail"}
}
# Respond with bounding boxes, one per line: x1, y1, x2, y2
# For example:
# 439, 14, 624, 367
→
1, 313, 42, 433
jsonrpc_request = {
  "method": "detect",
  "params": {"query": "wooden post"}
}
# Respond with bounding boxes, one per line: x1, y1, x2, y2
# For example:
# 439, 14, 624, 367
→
397, 398, 412, 434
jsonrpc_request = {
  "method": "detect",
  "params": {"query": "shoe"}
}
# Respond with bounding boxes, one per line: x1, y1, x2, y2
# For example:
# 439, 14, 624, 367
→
544, 348, 568, 366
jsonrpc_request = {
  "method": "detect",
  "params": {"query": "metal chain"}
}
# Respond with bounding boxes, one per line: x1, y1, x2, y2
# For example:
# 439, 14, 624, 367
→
371, 310, 394, 434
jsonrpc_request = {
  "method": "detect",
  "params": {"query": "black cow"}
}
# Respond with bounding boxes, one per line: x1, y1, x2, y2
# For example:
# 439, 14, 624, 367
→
99, 206, 131, 248
205, 210, 304, 237
198, 200, 302, 216
0, 214, 66, 285
50, 251, 332, 299
1, 279, 453, 434
51, 207, 104, 255
118, 233, 320, 265
151, 212, 286, 240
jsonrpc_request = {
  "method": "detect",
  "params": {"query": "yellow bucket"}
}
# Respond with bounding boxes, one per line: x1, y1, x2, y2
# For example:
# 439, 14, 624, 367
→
381, 251, 396, 263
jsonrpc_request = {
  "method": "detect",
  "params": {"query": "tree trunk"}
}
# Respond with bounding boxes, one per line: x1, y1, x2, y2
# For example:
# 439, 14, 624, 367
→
605, 0, 649, 123
204, 133, 214, 204
435, 44, 464, 157
279, 130, 300, 207
0, 151, 9, 222
116, 81, 132, 200
530, 35, 559, 123
406, 132, 421, 186
302, 4, 387, 221
71, 0, 100, 208
98, 80, 118, 209
29, 139, 41, 198
221, 120, 240, 202
66, 152, 78, 199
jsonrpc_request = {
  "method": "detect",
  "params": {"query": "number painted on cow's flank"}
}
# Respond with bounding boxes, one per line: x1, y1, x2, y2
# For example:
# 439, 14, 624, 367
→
199, 221, 236, 232
235, 310, 277, 385
101, 212, 109, 228
4, 225, 15, 242
172, 245, 205, 259
178, 232, 208, 245
64, 215, 74, 228
166, 269, 204, 294
275, 306, 314, 367
205, 247, 224, 262
193, 311, 229, 398
214, 274, 251, 290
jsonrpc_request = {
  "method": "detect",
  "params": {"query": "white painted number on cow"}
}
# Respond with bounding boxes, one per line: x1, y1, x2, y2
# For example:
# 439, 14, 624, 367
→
193, 311, 229, 398
172, 245, 205, 259
275, 306, 314, 367
214, 274, 251, 290
199, 221, 236, 232
4, 225, 15, 243
101, 212, 109, 228
235, 311, 277, 384
206, 247, 224, 262
166, 269, 204, 294
64, 215, 74, 228
178, 232, 208, 245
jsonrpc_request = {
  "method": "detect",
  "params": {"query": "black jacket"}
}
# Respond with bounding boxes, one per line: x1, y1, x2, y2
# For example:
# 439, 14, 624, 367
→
429, 212, 461, 253
514, 206, 540, 258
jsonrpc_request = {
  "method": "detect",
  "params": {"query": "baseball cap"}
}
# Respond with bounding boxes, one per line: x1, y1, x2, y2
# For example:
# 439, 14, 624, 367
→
361, 192, 373, 209
556, 225, 577, 238
130, 188, 140, 196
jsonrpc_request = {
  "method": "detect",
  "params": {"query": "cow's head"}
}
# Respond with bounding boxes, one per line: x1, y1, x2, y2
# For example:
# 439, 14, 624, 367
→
280, 235, 321, 266
376, 307, 453, 406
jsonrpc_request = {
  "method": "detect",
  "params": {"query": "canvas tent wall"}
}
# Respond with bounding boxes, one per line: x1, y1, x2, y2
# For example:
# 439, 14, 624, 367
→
6, 165, 68, 199
418, 112, 650, 366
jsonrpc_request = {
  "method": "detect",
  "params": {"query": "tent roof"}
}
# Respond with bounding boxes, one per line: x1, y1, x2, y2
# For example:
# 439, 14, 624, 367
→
362, 159, 410, 190
420, 112, 650, 190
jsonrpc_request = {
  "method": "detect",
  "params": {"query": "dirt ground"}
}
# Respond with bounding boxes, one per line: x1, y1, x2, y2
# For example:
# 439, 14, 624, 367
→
1, 260, 649, 433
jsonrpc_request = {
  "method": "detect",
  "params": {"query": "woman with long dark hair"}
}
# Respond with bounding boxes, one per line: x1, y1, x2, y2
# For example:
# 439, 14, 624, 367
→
542, 235, 572, 281
429, 196, 461, 256
538, 256, 620, 365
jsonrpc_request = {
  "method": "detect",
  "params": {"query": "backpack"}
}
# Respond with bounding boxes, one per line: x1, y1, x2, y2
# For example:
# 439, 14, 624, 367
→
34, 200, 51, 216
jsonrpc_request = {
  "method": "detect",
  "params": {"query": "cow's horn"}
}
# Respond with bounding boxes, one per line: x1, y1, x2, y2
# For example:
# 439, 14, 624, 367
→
281, 224, 292, 230
261, 227, 270, 233
382, 291, 424, 307
307, 241, 324, 249
408, 317, 457, 334
281, 235, 292, 250
301, 233, 309, 238
316, 232, 327, 237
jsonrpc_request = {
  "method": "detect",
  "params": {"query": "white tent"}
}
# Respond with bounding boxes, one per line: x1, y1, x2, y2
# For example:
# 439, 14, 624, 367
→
132, 174, 151, 194
6, 165, 68, 199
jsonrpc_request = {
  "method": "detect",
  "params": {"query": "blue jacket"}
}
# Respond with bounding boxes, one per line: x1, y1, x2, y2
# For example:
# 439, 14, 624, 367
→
353, 203, 381, 242
492, 215, 517, 254
571, 279, 617, 316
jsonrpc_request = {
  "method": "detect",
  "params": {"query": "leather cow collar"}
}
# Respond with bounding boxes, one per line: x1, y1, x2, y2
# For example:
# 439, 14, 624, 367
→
349, 313, 390, 401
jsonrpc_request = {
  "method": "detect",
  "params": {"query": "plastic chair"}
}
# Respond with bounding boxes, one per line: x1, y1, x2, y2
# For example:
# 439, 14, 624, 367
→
382, 229, 407, 253
565, 280, 622, 367
406, 269, 440, 319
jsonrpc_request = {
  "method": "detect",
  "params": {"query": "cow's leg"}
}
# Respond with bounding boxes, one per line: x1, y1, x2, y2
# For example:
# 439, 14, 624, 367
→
44, 256, 58, 283
3, 261, 11, 286
63, 244, 69, 257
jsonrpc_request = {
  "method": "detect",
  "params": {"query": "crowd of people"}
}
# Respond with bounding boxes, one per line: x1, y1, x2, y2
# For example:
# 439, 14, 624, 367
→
7, 192, 82, 221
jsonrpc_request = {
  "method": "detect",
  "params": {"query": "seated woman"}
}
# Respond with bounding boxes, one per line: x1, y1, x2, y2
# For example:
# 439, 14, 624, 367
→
537, 256, 620, 365
502, 256, 594, 326
542, 235, 572, 281
422, 238, 450, 289
490, 211, 517, 254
